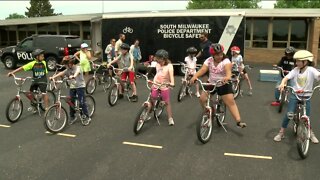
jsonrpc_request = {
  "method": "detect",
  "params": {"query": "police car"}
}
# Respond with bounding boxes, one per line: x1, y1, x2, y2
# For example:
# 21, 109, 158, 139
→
0, 34, 81, 71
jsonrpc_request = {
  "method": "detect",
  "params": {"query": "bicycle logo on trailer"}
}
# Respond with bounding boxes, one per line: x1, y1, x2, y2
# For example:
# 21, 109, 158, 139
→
122, 27, 133, 34
226, 25, 236, 36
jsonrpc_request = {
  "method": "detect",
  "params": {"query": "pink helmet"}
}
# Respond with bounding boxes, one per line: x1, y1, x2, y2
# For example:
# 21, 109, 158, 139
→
231, 46, 240, 54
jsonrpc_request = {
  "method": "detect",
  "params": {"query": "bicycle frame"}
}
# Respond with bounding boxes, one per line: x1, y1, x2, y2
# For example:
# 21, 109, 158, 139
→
109, 65, 133, 100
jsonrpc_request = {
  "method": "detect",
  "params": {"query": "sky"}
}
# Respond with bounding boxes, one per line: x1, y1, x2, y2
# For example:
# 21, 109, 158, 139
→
0, 0, 276, 20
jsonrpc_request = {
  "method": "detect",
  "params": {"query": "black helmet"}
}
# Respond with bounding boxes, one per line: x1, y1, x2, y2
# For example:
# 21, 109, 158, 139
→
120, 43, 130, 50
32, 49, 45, 57
186, 47, 197, 54
285, 46, 295, 55
155, 49, 169, 59
209, 43, 224, 55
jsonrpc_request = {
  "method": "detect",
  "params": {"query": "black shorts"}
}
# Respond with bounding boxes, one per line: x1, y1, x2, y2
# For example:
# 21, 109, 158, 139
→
30, 82, 47, 93
204, 83, 233, 96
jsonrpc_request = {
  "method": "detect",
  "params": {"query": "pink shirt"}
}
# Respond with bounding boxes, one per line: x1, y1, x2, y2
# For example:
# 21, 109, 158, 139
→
153, 63, 173, 89
204, 57, 231, 83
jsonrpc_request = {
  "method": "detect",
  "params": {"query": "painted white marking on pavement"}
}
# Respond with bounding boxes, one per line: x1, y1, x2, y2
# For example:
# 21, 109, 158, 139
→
0, 124, 11, 128
123, 141, 163, 149
45, 131, 76, 138
224, 153, 272, 160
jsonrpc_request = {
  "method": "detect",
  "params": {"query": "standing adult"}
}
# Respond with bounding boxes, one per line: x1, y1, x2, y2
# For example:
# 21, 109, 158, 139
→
130, 39, 142, 75
104, 38, 116, 63
196, 32, 212, 64
115, 33, 126, 58
74, 43, 92, 83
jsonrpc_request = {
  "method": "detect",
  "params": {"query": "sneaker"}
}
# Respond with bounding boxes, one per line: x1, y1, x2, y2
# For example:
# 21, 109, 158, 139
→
129, 95, 138, 102
168, 117, 174, 126
310, 131, 319, 144
247, 90, 253, 96
196, 92, 200, 98
82, 117, 92, 126
69, 117, 77, 125
236, 121, 247, 128
274, 132, 284, 142
271, 101, 280, 106
118, 94, 124, 99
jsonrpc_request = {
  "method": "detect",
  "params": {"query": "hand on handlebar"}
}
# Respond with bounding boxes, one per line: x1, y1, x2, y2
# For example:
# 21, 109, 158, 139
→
7, 72, 14, 77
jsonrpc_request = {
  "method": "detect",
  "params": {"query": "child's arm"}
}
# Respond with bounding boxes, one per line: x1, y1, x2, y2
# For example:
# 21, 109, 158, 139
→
7, 66, 23, 77
190, 64, 209, 83
129, 53, 134, 71
224, 62, 233, 82
70, 66, 80, 79
107, 56, 120, 67
50, 70, 65, 80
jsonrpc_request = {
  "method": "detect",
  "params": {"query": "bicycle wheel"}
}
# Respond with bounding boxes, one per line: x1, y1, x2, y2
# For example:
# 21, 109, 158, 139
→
216, 100, 226, 127
108, 84, 118, 106
196, 112, 213, 144
40, 90, 56, 111
85, 95, 96, 117
126, 82, 134, 101
102, 74, 112, 91
44, 105, 68, 133
133, 106, 149, 134
278, 91, 285, 113
297, 117, 310, 159
154, 101, 165, 119
293, 105, 302, 135
177, 83, 187, 102
232, 81, 240, 99
6, 98, 23, 123
86, 77, 97, 94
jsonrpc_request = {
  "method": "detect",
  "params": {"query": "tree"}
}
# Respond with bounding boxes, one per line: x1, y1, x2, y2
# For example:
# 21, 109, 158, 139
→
187, 0, 261, 9
5, 13, 25, 20
274, 0, 320, 8
25, 0, 62, 17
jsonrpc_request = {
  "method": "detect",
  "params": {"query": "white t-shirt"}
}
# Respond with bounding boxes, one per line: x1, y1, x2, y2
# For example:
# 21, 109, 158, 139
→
204, 57, 231, 84
286, 66, 320, 96
231, 55, 244, 70
184, 56, 197, 74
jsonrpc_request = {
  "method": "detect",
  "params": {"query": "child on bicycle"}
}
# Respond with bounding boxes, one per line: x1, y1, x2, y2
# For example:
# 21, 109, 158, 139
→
107, 43, 138, 102
49, 56, 91, 125
185, 47, 200, 97
7, 49, 49, 111
274, 50, 320, 143
271, 46, 296, 106
150, 49, 175, 126
230, 46, 253, 96
190, 43, 247, 128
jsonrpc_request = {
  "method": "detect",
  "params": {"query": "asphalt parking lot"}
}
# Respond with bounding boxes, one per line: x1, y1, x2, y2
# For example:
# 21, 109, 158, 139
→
0, 62, 320, 180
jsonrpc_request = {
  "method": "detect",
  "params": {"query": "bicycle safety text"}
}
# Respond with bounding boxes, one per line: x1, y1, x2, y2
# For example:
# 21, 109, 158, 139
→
157, 24, 212, 39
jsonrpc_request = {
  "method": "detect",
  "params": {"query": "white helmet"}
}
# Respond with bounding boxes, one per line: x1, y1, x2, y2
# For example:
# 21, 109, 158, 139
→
293, 50, 313, 62
81, 43, 89, 49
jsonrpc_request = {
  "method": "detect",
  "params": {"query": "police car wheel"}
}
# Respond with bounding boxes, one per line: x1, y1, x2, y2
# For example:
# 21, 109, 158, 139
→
47, 56, 57, 71
4, 55, 16, 69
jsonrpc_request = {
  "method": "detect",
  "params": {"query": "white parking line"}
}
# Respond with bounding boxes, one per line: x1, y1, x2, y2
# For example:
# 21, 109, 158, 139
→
45, 131, 76, 138
224, 153, 272, 160
123, 141, 163, 149
0, 124, 11, 128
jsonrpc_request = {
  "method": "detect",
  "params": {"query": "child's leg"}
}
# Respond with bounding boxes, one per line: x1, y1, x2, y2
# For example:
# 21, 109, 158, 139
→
69, 89, 77, 118
244, 73, 252, 90
76, 88, 89, 117
129, 72, 137, 95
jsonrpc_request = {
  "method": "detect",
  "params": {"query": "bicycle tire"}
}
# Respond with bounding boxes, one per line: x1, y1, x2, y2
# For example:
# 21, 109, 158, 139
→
6, 98, 23, 123
108, 84, 118, 106
296, 117, 310, 159
177, 83, 187, 102
278, 91, 285, 113
216, 100, 226, 127
44, 105, 68, 133
133, 106, 149, 134
154, 101, 165, 119
196, 112, 213, 144
85, 95, 96, 117
40, 90, 56, 111
293, 105, 302, 135
86, 77, 97, 94
102, 75, 112, 91
232, 81, 240, 99
126, 82, 134, 101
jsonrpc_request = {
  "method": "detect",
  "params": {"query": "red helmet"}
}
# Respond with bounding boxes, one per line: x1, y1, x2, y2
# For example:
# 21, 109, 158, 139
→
209, 43, 224, 56
231, 46, 241, 54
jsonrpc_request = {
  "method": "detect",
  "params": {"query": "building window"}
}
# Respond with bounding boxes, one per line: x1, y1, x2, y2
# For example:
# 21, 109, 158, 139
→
272, 18, 289, 48
245, 18, 252, 48
290, 19, 307, 49
252, 18, 268, 48
70, 22, 80, 36
59, 22, 69, 35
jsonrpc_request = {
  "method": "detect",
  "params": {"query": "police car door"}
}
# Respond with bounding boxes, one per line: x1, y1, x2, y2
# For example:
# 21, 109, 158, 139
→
16, 38, 34, 61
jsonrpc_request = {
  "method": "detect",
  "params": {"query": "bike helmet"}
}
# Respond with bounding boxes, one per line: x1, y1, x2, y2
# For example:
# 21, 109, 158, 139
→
230, 46, 241, 54
285, 46, 296, 55
186, 47, 197, 54
293, 50, 313, 62
62, 55, 78, 65
120, 43, 130, 50
32, 49, 45, 57
154, 49, 169, 59
80, 43, 89, 49
209, 43, 224, 55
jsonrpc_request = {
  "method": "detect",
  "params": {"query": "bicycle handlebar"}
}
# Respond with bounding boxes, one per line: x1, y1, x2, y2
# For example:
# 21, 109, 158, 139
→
285, 85, 320, 101
273, 65, 290, 77
108, 64, 129, 74
138, 72, 172, 90
196, 78, 226, 93
10, 74, 33, 86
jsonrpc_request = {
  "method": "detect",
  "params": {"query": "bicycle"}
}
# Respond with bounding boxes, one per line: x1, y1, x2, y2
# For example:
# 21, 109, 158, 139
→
107, 65, 136, 106
44, 78, 96, 133
285, 85, 320, 159
196, 78, 227, 144
231, 64, 252, 99
177, 62, 196, 102
86, 61, 112, 94
133, 73, 171, 134
273, 65, 291, 113
47, 64, 67, 91
6, 74, 56, 123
